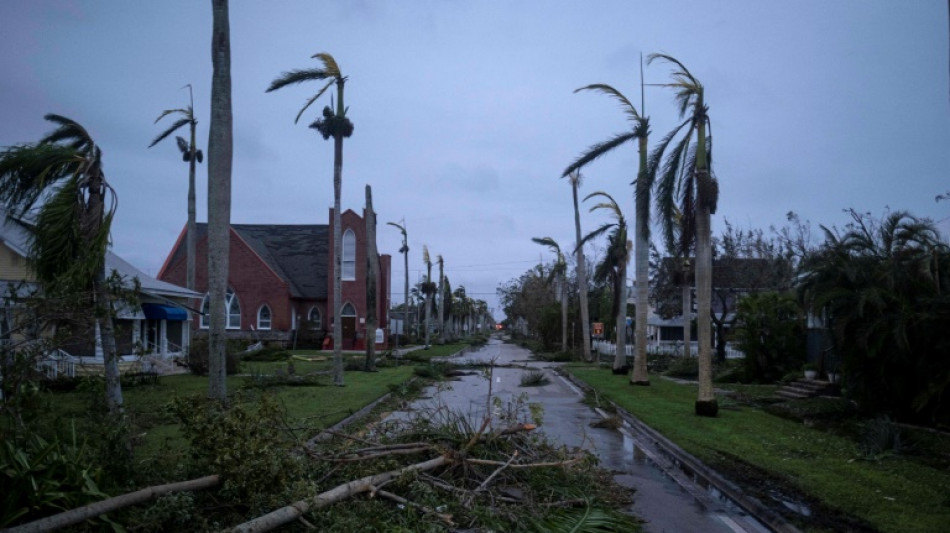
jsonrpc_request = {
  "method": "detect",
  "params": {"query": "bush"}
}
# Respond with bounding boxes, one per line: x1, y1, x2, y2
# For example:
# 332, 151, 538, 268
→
242, 346, 290, 362
665, 356, 699, 379
294, 321, 326, 349
519, 370, 550, 387
186, 337, 240, 376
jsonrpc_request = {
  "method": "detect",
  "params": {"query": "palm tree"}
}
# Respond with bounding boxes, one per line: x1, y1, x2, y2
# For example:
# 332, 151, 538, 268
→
421, 246, 435, 348
669, 207, 696, 358
207, 0, 233, 401
648, 53, 718, 416
565, 171, 592, 361
579, 192, 631, 371
437, 254, 446, 344
387, 221, 409, 348
268, 52, 353, 386
149, 85, 203, 293
532, 237, 568, 352
564, 81, 653, 385
0, 114, 123, 414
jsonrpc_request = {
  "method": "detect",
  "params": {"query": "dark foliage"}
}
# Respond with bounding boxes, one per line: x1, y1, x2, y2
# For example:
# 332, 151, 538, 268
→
186, 337, 240, 376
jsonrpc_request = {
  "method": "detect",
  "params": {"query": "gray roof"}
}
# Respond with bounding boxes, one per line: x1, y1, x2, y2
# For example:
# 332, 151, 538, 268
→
0, 212, 199, 299
170, 223, 329, 300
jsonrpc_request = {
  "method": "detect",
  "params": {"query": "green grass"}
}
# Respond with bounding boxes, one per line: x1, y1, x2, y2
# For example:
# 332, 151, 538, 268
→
567, 365, 950, 533
400, 342, 469, 361
45, 365, 415, 461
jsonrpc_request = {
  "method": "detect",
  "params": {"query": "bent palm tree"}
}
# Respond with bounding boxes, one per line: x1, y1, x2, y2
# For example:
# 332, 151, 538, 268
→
149, 85, 203, 293
0, 114, 123, 414
532, 237, 568, 352
564, 82, 653, 385
268, 52, 353, 386
387, 221, 409, 348
580, 192, 631, 370
648, 53, 719, 416
421, 246, 435, 348
566, 171, 592, 361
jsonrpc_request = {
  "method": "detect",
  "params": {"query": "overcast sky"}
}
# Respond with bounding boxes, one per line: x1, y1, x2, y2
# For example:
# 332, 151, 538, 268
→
2, 1, 949, 320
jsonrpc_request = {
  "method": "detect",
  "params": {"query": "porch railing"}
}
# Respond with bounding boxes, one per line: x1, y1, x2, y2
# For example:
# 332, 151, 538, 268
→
36, 348, 76, 379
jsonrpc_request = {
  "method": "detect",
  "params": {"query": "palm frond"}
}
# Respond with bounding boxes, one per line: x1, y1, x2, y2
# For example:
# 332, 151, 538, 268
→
39, 114, 94, 154
152, 108, 188, 124
294, 79, 335, 124
175, 136, 189, 154
574, 83, 640, 122
0, 144, 82, 215
563, 131, 639, 177
148, 117, 191, 148
311, 52, 341, 77
266, 68, 333, 92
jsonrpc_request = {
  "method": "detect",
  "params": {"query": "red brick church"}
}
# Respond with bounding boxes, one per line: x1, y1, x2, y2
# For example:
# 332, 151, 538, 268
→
157, 208, 391, 349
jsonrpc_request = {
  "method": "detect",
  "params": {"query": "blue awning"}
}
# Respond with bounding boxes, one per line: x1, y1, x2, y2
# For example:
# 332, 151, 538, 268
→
141, 303, 188, 321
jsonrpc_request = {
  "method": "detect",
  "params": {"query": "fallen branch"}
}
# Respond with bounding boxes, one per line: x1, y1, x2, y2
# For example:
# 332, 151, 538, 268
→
465, 456, 584, 469
228, 455, 450, 533
466, 450, 518, 507
371, 485, 455, 526
6, 475, 220, 533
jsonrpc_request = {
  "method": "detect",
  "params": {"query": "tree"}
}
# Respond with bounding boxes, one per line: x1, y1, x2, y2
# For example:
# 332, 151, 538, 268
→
148, 85, 203, 293
268, 52, 352, 386
364, 185, 378, 371
0, 114, 123, 414
580, 192, 631, 370
207, 0, 233, 401
564, 81, 653, 385
531, 237, 568, 352
648, 53, 719, 416
437, 254, 446, 344
563, 171, 592, 361
421, 246, 435, 348
387, 221, 409, 346
733, 291, 804, 383
799, 210, 950, 425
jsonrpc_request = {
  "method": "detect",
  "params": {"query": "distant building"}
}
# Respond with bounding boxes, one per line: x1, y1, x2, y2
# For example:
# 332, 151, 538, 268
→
157, 208, 391, 349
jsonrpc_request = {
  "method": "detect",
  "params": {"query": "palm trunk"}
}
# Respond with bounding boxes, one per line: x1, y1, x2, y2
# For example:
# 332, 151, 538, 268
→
613, 264, 628, 370
96, 267, 124, 414
694, 112, 717, 417
560, 274, 567, 352
572, 180, 592, 361
403, 250, 409, 345
187, 122, 197, 293
438, 264, 445, 344
207, 0, 232, 402
681, 269, 692, 357
364, 186, 378, 371
631, 136, 650, 385
331, 78, 346, 386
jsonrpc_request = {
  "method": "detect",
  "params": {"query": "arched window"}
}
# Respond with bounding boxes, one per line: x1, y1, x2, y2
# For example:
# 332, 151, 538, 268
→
257, 305, 272, 330
341, 302, 357, 317
342, 229, 356, 280
200, 290, 241, 329
308, 306, 322, 330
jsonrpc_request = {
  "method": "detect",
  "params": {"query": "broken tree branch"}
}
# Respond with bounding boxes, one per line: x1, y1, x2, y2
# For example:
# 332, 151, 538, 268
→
6, 475, 220, 533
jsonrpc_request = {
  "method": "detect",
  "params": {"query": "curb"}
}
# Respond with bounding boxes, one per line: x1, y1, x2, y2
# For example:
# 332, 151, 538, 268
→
561, 370, 802, 533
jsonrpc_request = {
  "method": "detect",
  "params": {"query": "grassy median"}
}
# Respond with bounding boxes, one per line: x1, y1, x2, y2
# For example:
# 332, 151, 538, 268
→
567, 364, 950, 533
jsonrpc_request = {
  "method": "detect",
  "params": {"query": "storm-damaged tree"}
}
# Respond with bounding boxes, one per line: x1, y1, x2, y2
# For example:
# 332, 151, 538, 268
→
387, 221, 409, 347
579, 192, 631, 371
148, 85, 203, 293
364, 185, 378, 371
563, 171, 592, 360
532, 237, 568, 353
437, 254, 446, 344
648, 53, 719, 416
0, 114, 123, 414
421, 246, 436, 348
268, 52, 353, 386
564, 80, 654, 385
206, 0, 233, 401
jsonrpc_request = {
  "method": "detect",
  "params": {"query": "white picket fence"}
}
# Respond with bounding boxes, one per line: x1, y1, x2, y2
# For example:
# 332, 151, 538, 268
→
36, 349, 77, 378
592, 340, 744, 360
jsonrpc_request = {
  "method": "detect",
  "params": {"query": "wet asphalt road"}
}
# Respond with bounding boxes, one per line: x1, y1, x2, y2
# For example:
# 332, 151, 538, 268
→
390, 338, 771, 533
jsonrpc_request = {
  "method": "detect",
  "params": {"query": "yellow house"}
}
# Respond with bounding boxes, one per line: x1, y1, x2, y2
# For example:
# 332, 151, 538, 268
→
0, 215, 200, 377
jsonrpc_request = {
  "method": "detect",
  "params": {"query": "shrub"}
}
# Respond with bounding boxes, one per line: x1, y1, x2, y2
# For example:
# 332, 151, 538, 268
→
242, 346, 290, 362
665, 356, 699, 379
186, 337, 240, 376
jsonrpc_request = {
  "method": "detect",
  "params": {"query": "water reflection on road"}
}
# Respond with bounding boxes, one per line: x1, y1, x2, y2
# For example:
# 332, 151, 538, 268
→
389, 338, 771, 533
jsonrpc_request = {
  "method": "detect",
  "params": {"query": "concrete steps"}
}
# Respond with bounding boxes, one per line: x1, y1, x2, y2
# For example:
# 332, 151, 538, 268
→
775, 379, 839, 400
